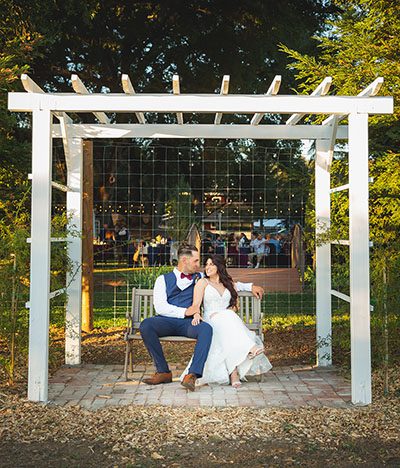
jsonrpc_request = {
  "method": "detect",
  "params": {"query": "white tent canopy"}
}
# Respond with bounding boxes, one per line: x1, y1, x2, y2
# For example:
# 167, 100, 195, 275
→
8, 73, 393, 405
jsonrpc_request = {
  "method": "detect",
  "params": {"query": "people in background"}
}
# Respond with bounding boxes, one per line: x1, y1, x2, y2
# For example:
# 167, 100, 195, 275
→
238, 232, 249, 249
214, 234, 225, 255
238, 232, 250, 268
248, 232, 266, 269
114, 219, 130, 264
99, 223, 109, 242
201, 234, 214, 262
227, 232, 238, 267
266, 234, 281, 254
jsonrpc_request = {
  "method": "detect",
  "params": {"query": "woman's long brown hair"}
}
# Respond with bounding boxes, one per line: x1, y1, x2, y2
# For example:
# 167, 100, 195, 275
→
204, 255, 238, 309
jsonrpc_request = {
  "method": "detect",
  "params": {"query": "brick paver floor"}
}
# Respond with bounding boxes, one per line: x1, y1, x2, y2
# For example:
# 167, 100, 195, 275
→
48, 364, 352, 410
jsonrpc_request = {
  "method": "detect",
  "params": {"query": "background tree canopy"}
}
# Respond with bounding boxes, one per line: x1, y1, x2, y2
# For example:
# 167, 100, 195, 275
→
21, 0, 334, 97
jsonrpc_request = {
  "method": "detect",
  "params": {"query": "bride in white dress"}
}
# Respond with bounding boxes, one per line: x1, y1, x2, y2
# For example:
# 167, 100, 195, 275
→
181, 255, 272, 388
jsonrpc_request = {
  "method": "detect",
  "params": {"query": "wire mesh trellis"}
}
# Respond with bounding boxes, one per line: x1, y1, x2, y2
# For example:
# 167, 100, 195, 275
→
53, 142, 317, 325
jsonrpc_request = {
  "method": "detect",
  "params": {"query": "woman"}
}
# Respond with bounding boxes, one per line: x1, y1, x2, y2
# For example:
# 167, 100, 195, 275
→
238, 232, 250, 268
180, 255, 272, 388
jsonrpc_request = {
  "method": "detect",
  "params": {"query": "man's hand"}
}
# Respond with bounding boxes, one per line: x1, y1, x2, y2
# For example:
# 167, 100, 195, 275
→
185, 305, 198, 317
251, 285, 264, 299
191, 312, 203, 326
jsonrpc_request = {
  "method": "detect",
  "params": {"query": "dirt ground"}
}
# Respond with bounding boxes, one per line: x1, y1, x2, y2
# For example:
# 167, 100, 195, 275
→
1, 328, 399, 467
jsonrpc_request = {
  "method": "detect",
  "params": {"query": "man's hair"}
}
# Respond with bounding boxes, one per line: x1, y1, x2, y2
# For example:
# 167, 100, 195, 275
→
177, 242, 198, 259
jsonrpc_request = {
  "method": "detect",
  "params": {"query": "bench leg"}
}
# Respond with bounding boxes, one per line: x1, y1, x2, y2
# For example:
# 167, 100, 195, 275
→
129, 342, 134, 373
124, 341, 130, 381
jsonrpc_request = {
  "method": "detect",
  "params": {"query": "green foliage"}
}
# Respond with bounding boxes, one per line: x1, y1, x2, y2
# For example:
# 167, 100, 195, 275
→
0, 2, 43, 170
0, 166, 74, 384
280, 0, 400, 376
22, 0, 334, 97
279, 0, 400, 151
0, 167, 31, 383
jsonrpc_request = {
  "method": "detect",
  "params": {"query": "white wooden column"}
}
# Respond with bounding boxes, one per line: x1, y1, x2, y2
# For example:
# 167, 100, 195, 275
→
315, 140, 332, 366
348, 113, 371, 405
28, 110, 52, 401
64, 135, 83, 365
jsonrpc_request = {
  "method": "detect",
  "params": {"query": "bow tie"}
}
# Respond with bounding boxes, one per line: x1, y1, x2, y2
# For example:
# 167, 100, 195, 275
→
180, 272, 193, 280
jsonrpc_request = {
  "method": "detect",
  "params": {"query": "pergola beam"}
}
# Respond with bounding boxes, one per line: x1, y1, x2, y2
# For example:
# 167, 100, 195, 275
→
322, 77, 384, 126
21, 74, 72, 123
214, 75, 230, 125
51, 123, 349, 140
251, 75, 281, 125
286, 77, 332, 126
121, 74, 146, 124
9, 92, 392, 115
172, 75, 184, 125
71, 74, 110, 124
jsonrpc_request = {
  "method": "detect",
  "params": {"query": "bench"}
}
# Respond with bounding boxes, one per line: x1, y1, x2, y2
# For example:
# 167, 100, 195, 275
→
124, 288, 264, 380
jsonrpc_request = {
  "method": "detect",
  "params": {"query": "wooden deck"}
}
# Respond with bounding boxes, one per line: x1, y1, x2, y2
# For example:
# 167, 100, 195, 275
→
95, 266, 303, 294
228, 268, 302, 293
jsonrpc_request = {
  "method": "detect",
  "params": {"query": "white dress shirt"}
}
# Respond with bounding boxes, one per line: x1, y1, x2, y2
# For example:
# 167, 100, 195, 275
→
153, 267, 253, 319
250, 238, 266, 254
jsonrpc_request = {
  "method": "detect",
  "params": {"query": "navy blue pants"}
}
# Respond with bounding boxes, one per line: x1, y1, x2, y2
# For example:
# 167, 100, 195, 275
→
139, 316, 213, 377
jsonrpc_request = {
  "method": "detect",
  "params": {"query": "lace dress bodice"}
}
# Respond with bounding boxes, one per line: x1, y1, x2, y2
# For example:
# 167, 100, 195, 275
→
202, 284, 232, 321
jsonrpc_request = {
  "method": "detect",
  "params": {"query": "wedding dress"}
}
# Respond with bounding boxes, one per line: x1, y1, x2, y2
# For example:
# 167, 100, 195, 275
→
180, 282, 272, 385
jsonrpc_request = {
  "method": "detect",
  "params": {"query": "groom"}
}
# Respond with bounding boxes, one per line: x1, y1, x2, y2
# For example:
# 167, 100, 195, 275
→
140, 242, 264, 391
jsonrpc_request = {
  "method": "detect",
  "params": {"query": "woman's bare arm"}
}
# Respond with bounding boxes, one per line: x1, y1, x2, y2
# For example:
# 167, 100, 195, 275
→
192, 278, 207, 309
190, 278, 208, 325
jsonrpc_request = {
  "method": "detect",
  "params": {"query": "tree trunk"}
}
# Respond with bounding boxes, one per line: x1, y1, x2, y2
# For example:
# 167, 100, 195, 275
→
82, 141, 94, 333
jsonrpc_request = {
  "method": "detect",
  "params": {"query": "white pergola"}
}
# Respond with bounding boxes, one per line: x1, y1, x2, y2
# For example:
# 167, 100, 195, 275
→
8, 73, 393, 405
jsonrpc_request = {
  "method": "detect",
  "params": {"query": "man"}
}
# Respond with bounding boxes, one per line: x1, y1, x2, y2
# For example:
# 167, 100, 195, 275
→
140, 242, 264, 391
248, 232, 266, 269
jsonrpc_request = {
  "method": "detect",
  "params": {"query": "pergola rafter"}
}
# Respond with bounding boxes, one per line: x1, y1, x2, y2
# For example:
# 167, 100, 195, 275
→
121, 74, 146, 124
214, 74, 230, 125
71, 74, 110, 124
172, 74, 184, 125
8, 73, 393, 406
286, 76, 332, 126
251, 74, 281, 125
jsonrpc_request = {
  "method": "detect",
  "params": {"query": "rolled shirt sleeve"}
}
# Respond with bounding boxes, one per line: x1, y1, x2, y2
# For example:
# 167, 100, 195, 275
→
235, 281, 253, 292
153, 275, 187, 319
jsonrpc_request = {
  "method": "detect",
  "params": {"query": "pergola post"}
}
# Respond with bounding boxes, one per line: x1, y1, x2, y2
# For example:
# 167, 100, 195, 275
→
315, 139, 332, 366
348, 113, 371, 405
27, 109, 52, 401
65, 136, 83, 365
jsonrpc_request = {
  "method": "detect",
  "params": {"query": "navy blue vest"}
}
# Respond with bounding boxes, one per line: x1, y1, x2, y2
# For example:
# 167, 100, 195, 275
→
164, 271, 201, 308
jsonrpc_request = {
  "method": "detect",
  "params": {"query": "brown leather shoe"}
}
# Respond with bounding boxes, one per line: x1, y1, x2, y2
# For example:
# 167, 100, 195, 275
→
142, 372, 172, 385
181, 373, 197, 392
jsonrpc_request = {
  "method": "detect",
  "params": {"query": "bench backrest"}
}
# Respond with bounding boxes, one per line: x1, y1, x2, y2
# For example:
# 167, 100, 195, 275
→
129, 288, 263, 337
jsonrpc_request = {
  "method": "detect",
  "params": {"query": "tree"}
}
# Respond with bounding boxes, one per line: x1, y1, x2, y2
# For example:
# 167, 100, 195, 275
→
0, 1, 46, 168
280, 0, 400, 151
280, 0, 400, 382
23, 0, 334, 98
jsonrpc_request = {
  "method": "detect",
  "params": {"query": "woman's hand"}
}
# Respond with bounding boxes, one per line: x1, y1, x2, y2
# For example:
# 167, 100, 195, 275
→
191, 312, 202, 326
